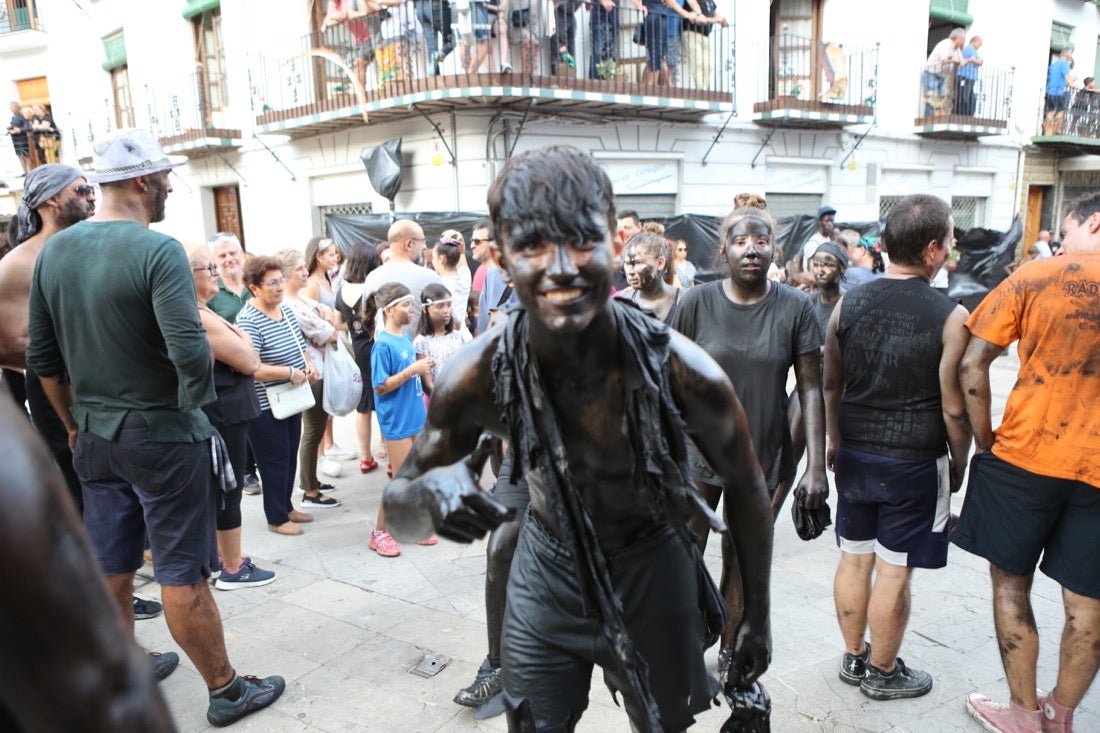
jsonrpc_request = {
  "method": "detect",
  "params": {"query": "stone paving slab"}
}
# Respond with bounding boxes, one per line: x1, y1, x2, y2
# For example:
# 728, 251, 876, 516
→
133, 347, 1100, 731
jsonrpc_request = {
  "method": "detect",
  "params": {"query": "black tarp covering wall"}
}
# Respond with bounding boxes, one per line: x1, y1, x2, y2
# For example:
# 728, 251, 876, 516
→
324, 212, 1021, 301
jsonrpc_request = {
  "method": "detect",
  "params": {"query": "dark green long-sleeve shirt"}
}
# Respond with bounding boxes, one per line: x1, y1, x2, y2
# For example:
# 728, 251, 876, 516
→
27, 220, 215, 443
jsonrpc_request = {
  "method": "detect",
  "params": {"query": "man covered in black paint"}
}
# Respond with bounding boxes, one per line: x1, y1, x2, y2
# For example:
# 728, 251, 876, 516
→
383, 145, 773, 732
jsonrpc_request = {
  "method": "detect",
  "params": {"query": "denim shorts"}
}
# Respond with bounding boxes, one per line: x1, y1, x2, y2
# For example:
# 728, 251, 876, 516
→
471, 2, 493, 40
73, 413, 216, 585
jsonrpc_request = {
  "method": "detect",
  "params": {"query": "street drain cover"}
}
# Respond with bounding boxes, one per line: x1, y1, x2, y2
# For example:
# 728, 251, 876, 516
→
410, 652, 450, 678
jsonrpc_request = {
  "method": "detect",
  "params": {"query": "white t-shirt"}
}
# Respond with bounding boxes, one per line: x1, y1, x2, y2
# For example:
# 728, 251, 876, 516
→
439, 268, 472, 326
364, 260, 442, 338
1033, 240, 1053, 259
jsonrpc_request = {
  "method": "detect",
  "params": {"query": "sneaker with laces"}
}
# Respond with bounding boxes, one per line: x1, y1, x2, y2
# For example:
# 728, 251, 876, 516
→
370, 529, 401, 557
206, 674, 286, 727
859, 657, 933, 700
966, 693, 1042, 733
133, 596, 163, 620
150, 651, 179, 681
325, 445, 357, 461
840, 642, 871, 685
302, 491, 341, 508
317, 457, 343, 478
1038, 691, 1075, 733
215, 559, 276, 591
454, 657, 503, 707
242, 473, 262, 495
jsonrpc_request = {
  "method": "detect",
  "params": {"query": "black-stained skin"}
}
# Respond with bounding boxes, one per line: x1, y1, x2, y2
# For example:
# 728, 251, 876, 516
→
0, 394, 176, 732
383, 147, 774, 703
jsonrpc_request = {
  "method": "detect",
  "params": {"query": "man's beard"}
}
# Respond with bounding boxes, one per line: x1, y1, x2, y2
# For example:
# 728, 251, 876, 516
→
58, 198, 92, 228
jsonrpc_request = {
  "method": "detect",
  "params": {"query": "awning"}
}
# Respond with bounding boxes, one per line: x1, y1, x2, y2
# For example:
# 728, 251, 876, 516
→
182, 0, 220, 20
929, 0, 973, 26
101, 32, 126, 71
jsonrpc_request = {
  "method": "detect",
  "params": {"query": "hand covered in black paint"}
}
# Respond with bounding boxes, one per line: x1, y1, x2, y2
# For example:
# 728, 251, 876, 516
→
723, 618, 771, 693
385, 436, 515, 544
793, 469, 829, 510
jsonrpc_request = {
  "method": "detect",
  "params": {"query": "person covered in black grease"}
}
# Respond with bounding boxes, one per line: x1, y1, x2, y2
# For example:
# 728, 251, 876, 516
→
383, 145, 773, 732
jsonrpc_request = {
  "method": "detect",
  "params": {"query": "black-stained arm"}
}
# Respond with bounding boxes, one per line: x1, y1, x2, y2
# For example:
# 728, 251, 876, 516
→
959, 334, 1003, 453
939, 306, 972, 490
822, 299, 845, 470
668, 331, 772, 686
0, 395, 176, 732
792, 348, 828, 508
383, 337, 512, 543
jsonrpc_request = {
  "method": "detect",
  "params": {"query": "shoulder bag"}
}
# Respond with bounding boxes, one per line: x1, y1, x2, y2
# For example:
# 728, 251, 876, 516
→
265, 311, 316, 420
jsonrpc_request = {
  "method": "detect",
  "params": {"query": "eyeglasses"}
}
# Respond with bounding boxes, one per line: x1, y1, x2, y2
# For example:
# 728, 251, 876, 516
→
73, 185, 96, 197
677, 247, 687, 252
192, 264, 218, 275
409, 236, 426, 243
471, 238, 493, 245
260, 277, 286, 288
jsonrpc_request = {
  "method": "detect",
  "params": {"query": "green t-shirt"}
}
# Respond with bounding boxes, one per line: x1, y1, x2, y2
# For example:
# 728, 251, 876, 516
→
206, 277, 251, 322
27, 220, 215, 442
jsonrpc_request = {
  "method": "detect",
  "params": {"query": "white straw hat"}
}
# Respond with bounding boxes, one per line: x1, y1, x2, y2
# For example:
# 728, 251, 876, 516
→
91, 128, 185, 183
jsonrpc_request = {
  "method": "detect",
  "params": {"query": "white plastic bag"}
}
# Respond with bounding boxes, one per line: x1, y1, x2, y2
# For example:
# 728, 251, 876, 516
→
322, 342, 363, 417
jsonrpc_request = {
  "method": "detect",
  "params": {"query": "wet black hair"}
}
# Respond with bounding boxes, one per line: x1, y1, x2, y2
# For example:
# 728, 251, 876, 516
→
882, 194, 952, 266
487, 145, 615, 257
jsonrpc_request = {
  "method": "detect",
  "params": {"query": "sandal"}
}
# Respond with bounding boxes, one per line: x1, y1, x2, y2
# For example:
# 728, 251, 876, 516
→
360, 459, 379, 474
386, 463, 393, 479
318, 482, 337, 493
302, 492, 341, 508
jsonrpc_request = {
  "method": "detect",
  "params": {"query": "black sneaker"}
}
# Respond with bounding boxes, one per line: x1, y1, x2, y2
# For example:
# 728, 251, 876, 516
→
859, 657, 932, 700
150, 651, 179, 681
454, 657, 502, 707
839, 643, 871, 686
134, 596, 163, 620
206, 674, 286, 727
242, 473, 262, 496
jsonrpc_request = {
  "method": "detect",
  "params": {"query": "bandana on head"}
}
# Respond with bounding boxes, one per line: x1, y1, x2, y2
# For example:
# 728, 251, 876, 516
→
9, 164, 84, 245
813, 241, 849, 269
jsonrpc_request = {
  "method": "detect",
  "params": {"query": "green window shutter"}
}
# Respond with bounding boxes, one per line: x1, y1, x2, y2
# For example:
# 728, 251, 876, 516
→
101, 33, 127, 72
182, 0, 220, 19
929, 0, 973, 26
1051, 22, 1074, 52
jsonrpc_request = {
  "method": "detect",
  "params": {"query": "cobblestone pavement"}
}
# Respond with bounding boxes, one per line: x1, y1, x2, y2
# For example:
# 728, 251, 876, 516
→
134, 345, 1099, 732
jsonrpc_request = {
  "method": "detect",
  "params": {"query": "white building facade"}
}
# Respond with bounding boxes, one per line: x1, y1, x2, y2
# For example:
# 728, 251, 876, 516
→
2, 0, 1099, 249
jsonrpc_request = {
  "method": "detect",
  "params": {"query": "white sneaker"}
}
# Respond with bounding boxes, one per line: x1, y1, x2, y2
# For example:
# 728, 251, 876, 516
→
325, 444, 357, 461
318, 457, 343, 478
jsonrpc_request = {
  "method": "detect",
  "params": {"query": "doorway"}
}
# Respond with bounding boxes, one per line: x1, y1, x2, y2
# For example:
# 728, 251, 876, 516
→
1024, 185, 1052, 249
213, 185, 244, 248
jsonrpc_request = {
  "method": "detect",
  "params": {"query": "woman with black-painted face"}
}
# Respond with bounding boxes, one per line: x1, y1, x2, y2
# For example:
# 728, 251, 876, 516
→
617, 231, 681, 323
670, 207, 829, 646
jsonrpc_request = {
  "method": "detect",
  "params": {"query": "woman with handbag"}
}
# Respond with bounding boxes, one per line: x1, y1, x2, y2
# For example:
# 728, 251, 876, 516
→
276, 248, 342, 509
187, 243, 276, 588
236, 256, 321, 536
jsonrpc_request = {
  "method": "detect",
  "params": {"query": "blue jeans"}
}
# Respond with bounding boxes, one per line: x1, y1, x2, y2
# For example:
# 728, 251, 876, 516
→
248, 409, 302, 526
416, 0, 454, 72
589, 5, 618, 79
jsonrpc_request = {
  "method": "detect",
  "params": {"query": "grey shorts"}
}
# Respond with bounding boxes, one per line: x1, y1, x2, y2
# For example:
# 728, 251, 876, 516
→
501, 511, 719, 731
73, 413, 216, 585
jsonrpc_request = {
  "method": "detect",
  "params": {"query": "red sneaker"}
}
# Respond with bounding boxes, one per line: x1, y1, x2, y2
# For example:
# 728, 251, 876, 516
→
369, 530, 401, 557
967, 693, 1041, 733
417, 534, 439, 546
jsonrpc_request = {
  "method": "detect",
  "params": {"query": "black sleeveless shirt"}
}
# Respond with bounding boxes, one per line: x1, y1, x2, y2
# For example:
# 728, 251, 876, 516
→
836, 278, 956, 460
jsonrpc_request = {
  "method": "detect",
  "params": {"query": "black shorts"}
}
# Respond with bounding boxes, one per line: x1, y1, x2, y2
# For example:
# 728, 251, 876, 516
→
952, 451, 1100, 599
1046, 93, 1069, 112
500, 511, 719, 732
73, 413, 216, 586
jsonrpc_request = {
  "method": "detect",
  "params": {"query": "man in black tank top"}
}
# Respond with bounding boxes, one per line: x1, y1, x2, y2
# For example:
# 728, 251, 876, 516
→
823, 194, 972, 702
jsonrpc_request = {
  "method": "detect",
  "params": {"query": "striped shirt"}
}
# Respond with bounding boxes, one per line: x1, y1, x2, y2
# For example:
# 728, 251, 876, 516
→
236, 302, 308, 412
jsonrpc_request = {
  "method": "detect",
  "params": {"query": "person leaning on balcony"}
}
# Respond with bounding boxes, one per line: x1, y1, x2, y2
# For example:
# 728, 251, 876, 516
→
923, 27, 967, 115
1043, 48, 1077, 135
955, 36, 982, 117
1070, 75, 1099, 136
322, 0, 382, 92
681, 0, 726, 90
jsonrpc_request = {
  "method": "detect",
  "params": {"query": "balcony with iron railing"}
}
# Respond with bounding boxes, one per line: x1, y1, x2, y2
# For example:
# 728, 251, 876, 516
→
1032, 87, 1100, 154
0, 0, 41, 34
146, 73, 242, 157
251, 1, 733, 138
914, 62, 1012, 140
752, 35, 876, 127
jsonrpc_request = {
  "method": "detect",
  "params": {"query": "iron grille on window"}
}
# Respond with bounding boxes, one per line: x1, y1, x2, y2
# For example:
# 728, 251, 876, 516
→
951, 197, 986, 230
319, 203, 373, 235
879, 196, 904, 221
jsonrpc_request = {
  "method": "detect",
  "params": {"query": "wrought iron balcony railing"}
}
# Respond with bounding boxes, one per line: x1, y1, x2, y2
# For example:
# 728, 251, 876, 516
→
915, 61, 1012, 137
753, 34, 876, 126
250, 1, 733, 136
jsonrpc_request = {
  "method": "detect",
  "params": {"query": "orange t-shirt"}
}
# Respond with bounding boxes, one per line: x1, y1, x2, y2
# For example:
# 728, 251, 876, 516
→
966, 252, 1100, 488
